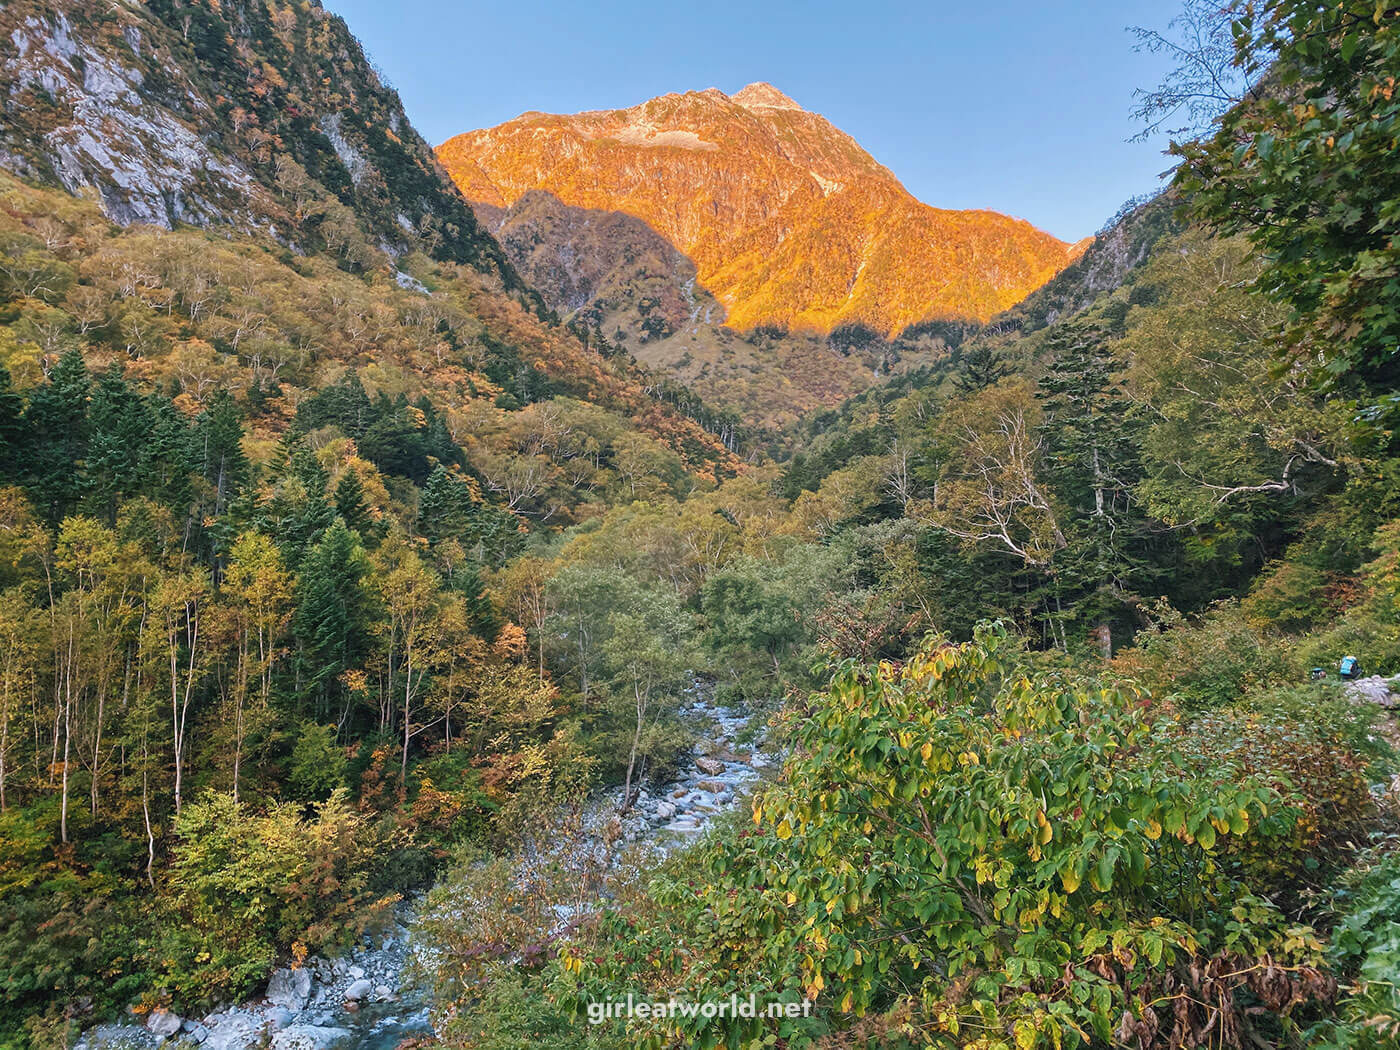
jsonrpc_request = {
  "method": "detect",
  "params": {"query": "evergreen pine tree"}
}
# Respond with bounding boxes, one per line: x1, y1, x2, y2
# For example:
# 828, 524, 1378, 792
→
0, 365, 25, 482
952, 344, 1012, 394
417, 464, 473, 544
291, 520, 372, 722
256, 445, 336, 567
333, 470, 373, 536
196, 390, 250, 519
85, 368, 153, 523
146, 396, 198, 515
1035, 320, 1154, 636
23, 349, 91, 523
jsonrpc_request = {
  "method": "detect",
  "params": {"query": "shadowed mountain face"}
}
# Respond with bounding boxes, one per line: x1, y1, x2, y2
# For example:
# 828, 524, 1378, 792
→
473, 188, 965, 431
473, 190, 727, 345
438, 83, 1083, 337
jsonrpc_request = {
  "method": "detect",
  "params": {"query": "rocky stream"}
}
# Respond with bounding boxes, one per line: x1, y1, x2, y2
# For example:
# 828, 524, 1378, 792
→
76, 693, 774, 1050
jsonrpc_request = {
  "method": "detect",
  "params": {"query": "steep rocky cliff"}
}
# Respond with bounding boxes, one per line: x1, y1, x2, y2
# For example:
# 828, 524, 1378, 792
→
0, 0, 519, 284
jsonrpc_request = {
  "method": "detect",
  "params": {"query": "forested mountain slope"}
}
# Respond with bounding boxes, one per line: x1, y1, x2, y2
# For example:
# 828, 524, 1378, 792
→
0, 0, 746, 472
0, 2, 756, 1037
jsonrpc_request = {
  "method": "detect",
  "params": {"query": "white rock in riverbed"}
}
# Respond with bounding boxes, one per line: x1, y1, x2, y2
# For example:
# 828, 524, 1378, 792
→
75, 1024, 157, 1050
265, 968, 312, 1011
199, 1012, 270, 1050
180, 1021, 208, 1044
343, 979, 373, 1001
269, 1025, 350, 1050
144, 1011, 182, 1040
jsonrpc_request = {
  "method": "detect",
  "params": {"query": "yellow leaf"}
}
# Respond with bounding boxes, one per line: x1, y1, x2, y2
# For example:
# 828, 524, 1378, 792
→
776, 819, 793, 840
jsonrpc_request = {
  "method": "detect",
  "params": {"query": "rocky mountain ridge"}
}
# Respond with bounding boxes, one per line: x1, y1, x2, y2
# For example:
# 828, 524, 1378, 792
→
439, 82, 1082, 337
0, 0, 520, 285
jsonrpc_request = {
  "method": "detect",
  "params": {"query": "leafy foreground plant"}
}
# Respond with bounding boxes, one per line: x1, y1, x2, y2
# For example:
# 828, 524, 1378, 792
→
522, 625, 1344, 1049
1307, 850, 1400, 1049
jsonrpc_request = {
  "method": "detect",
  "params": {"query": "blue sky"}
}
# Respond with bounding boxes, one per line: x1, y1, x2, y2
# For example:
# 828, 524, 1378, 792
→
325, 0, 1183, 242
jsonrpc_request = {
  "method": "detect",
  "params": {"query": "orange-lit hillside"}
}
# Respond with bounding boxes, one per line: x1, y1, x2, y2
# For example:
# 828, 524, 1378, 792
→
439, 83, 1082, 336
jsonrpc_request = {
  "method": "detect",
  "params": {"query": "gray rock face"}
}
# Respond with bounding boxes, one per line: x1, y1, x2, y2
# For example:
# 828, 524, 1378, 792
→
144, 1010, 182, 1040
269, 1025, 350, 1050
200, 1013, 266, 1050
1346, 675, 1400, 709
3, 13, 262, 231
342, 979, 373, 1002
265, 967, 313, 1011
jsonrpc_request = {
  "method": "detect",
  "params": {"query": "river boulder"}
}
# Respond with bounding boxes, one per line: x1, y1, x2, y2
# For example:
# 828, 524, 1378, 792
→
266, 967, 313, 1011
269, 1025, 350, 1050
144, 1011, 182, 1041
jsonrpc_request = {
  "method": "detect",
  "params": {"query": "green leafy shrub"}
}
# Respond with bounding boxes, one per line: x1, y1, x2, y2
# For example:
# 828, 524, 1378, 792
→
1243, 560, 1337, 633
0, 870, 153, 1039
1114, 600, 1298, 709
287, 722, 348, 802
1300, 522, 1400, 675
1308, 850, 1400, 1049
1166, 686, 1385, 902
160, 789, 396, 1005
524, 626, 1340, 1049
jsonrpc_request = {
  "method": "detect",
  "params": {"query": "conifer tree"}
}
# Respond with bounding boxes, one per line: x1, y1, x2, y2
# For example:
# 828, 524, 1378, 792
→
195, 391, 250, 520
1036, 321, 1151, 639
292, 520, 372, 723
0, 365, 27, 482
24, 349, 90, 523
332, 470, 373, 537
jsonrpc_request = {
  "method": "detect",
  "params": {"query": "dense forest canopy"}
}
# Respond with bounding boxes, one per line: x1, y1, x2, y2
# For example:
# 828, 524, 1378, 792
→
0, 1, 1397, 1050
